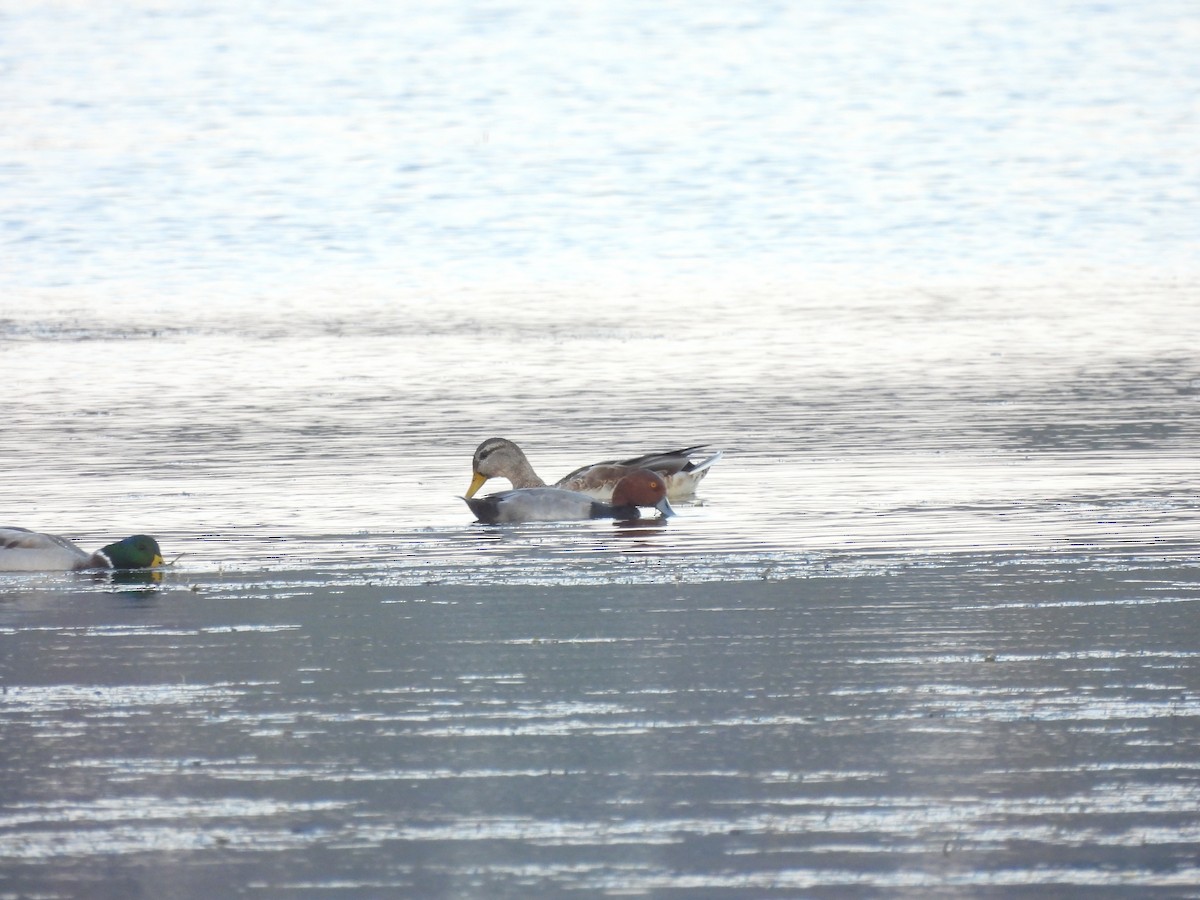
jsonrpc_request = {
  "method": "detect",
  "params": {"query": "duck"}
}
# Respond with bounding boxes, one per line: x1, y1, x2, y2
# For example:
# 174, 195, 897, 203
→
0, 528, 164, 573
465, 437, 722, 501
464, 468, 676, 524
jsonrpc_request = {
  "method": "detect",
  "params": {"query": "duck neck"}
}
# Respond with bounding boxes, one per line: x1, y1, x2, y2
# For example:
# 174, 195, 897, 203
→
509, 456, 547, 489
89, 550, 116, 570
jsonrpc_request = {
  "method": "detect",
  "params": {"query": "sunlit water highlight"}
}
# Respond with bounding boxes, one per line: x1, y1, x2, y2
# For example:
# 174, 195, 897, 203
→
3, 0, 1200, 896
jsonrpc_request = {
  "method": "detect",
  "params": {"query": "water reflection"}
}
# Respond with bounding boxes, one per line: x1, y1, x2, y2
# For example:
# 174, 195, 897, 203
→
2, 567, 1198, 893
611, 519, 672, 537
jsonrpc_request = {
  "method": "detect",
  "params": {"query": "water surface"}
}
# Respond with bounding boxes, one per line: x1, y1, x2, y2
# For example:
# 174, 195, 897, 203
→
2, 0, 1200, 896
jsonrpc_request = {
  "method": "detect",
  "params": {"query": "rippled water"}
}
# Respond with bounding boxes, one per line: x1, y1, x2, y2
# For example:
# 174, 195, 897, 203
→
3, 278, 1197, 582
4, 573, 1200, 897
3, 0, 1200, 896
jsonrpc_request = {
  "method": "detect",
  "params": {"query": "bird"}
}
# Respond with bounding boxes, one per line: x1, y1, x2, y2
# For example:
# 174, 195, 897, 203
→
0, 528, 164, 573
465, 437, 722, 501
464, 468, 676, 524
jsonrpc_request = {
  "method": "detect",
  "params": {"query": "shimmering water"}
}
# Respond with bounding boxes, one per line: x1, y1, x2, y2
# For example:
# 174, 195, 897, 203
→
3, 0, 1200, 896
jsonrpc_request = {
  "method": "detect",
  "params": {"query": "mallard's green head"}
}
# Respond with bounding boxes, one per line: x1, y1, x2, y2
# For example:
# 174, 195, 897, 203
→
100, 535, 164, 570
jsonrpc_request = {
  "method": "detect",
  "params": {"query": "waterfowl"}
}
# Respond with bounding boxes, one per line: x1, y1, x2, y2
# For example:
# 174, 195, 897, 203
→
0, 528, 164, 573
465, 437, 722, 501
464, 468, 676, 525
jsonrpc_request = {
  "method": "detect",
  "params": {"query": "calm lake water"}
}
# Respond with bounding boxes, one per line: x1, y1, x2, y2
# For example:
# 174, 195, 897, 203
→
3, 0, 1200, 896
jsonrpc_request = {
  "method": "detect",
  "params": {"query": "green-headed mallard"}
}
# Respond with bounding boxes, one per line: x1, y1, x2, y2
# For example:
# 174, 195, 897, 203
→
0, 528, 164, 572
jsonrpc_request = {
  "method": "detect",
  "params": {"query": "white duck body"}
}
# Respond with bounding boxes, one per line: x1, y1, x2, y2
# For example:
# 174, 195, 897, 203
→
0, 528, 108, 572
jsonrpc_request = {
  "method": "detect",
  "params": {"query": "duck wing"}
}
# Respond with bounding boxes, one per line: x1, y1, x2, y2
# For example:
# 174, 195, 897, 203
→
612, 444, 713, 473
555, 446, 722, 500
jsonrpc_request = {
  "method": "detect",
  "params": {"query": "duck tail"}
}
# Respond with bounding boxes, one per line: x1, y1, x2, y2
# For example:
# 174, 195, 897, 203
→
687, 449, 723, 474
462, 496, 502, 525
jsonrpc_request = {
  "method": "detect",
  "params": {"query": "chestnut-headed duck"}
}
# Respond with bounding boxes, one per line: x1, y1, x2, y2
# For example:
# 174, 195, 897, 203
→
464, 468, 676, 525
0, 527, 164, 573
465, 437, 721, 502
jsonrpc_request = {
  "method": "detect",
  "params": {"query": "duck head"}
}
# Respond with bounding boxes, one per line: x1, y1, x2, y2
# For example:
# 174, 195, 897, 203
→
611, 469, 675, 518
466, 437, 540, 497
100, 535, 164, 569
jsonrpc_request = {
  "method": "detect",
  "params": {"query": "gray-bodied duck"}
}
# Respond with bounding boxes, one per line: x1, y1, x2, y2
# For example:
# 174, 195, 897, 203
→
464, 468, 676, 525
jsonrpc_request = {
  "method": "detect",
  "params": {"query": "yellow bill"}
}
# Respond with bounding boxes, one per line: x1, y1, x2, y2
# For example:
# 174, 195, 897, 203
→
465, 471, 490, 499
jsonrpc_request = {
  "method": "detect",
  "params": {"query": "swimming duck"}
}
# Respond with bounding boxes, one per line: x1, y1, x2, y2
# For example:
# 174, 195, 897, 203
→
464, 468, 676, 524
0, 528, 164, 573
465, 437, 722, 501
